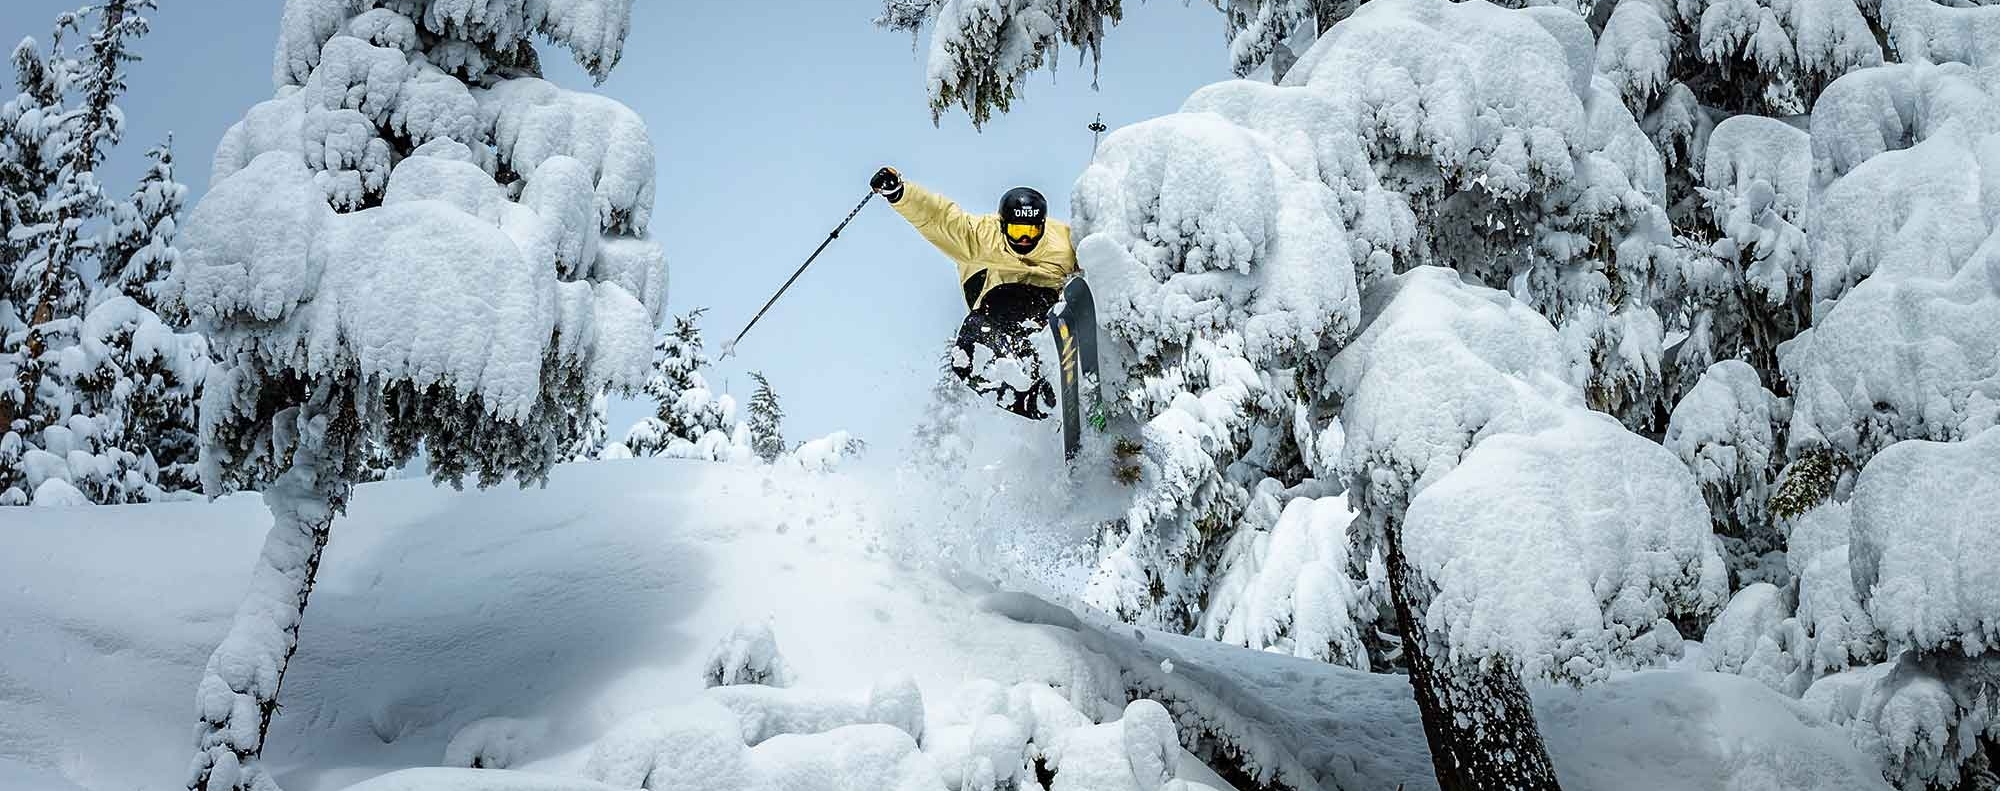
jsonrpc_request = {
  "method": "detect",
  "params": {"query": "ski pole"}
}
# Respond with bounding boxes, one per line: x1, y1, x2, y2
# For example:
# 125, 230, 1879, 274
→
721, 190, 877, 358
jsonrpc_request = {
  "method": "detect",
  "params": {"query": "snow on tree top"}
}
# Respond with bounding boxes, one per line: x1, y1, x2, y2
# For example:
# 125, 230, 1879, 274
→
1328, 266, 1580, 496
1806, 62, 1999, 184
1596, 1, 1672, 113
176, 151, 651, 422
1333, 268, 1726, 682
1881, 0, 2000, 75
1282, 0, 1588, 185
276, 0, 635, 89
1851, 428, 2000, 655
1703, 115, 1812, 224
1784, 62, 2000, 463
1404, 405, 1727, 684
1074, 110, 1359, 369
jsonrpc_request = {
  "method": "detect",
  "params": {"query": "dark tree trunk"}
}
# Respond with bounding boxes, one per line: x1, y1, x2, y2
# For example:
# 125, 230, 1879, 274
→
189, 400, 352, 791
1382, 515, 1564, 791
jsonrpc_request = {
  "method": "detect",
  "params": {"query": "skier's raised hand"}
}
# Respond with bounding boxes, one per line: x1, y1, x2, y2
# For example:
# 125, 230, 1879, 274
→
871, 166, 904, 200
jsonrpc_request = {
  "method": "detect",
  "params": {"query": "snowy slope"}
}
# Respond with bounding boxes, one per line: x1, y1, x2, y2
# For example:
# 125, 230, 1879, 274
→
0, 459, 1886, 791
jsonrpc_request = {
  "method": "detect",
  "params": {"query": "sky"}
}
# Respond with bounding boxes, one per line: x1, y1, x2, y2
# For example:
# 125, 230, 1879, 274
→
3, 0, 1231, 456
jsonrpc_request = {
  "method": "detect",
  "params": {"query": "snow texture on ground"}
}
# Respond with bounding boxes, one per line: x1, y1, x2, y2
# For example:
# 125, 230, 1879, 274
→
0, 459, 1888, 791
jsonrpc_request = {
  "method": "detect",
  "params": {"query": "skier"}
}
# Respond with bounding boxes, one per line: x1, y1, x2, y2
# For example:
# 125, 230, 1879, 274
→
870, 166, 1078, 420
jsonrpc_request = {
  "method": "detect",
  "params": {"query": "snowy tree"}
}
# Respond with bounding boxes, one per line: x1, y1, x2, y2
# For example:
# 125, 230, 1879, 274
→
1667, 115, 1811, 403
875, 0, 1125, 127
747, 371, 784, 464
566, 391, 611, 462
1777, 55, 2000, 512
1069, 3, 1735, 788
1326, 268, 1724, 791
10, 0, 151, 438
1664, 360, 1787, 586
876, 0, 1391, 127
0, 2, 200, 506
167, 1, 662, 787
0, 16, 81, 450
1593, 0, 1881, 227
624, 308, 743, 460
1806, 430, 2000, 789
98, 137, 181, 308
1073, 104, 1359, 634
0, 22, 77, 501
63, 135, 205, 499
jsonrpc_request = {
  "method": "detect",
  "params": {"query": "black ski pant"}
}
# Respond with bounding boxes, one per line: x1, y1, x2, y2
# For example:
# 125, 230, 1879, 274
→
953, 281, 1059, 420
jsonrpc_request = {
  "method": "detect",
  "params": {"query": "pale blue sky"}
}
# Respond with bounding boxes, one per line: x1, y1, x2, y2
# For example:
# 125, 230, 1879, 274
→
3, 1, 1229, 454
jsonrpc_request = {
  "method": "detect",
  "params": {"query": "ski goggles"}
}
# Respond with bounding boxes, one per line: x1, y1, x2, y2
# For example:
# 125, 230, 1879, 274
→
1004, 222, 1045, 244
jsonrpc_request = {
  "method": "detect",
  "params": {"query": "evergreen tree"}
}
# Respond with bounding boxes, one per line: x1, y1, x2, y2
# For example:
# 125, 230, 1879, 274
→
0, 17, 79, 445
65, 134, 204, 500
0, 3, 196, 505
626, 308, 736, 457
567, 391, 611, 462
99, 136, 181, 308
747, 371, 785, 463
172, 1, 661, 786
14, 0, 151, 432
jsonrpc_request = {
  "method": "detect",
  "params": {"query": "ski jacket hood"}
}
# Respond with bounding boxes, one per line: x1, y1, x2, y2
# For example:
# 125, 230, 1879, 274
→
891, 181, 1077, 309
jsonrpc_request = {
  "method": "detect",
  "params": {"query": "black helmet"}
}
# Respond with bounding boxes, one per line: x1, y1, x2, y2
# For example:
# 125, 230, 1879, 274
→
999, 187, 1048, 226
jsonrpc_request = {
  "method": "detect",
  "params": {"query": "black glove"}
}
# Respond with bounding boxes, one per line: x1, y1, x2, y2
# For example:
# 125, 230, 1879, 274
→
871, 167, 904, 201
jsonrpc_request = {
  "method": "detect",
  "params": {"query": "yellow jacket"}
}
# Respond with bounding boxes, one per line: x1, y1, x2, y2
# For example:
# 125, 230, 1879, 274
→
891, 181, 1077, 309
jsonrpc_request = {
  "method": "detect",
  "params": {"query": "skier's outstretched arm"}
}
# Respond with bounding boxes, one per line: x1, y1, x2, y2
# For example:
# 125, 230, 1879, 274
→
872, 167, 979, 265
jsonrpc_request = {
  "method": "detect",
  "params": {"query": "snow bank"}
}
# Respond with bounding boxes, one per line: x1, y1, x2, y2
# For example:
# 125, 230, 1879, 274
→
0, 459, 1894, 791
704, 621, 794, 689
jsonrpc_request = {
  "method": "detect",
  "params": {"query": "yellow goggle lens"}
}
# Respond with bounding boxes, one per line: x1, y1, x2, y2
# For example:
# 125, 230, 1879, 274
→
1004, 222, 1044, 243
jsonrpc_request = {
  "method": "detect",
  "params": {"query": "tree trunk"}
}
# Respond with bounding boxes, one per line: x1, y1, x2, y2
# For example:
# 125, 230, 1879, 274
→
188, 403, 351, 791
1382, 515, 1564, 791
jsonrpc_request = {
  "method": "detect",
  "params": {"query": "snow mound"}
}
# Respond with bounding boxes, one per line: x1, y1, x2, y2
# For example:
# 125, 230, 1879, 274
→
0, 460, 1898, 791
704, 621, 793, 689
443, 717, 546, 770
340, 768, 620, 791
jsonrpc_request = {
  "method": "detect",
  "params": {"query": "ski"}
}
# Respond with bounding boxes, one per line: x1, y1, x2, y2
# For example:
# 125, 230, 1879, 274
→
1050, 274, 1101, 461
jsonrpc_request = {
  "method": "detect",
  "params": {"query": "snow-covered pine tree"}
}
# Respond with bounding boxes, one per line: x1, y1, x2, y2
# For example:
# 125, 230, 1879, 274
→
567, 391, 611, 462
12, 0, 150, 437
1072, 3, 1731, 788
169, 1, 663, 787
99, 136, 181, 307
625, 308, 741, 459
747, 371, 784, 464
1664, 114, 1811, 409
0, 21, 77, 502
1591, 0, 1881, 423
63, 135, 206, 500
1594, 0, 1881, 229
875, 0, 1125, 127
0, 16, 80, 456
